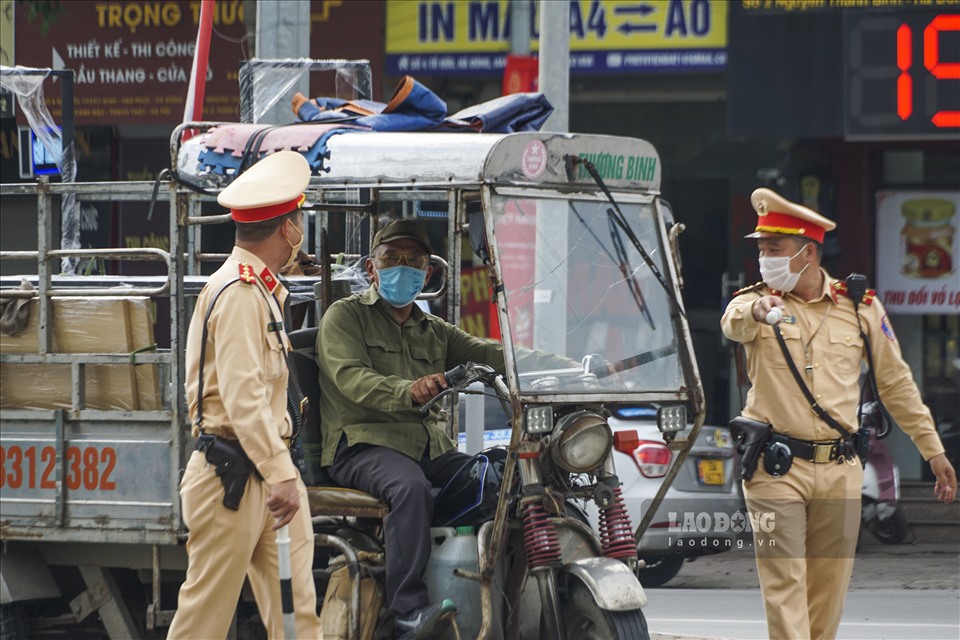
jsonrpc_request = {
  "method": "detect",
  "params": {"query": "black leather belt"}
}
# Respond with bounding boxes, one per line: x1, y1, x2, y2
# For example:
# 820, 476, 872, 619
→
771, 434, 851, 464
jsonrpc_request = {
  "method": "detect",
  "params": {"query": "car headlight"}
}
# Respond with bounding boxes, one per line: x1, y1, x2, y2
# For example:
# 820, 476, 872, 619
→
550, 411, 613, 473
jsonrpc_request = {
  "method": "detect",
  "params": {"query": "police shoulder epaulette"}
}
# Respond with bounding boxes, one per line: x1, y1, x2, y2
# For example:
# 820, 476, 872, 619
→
732, 281, 766, 297
831, 280, 876, 305
238, 263, 257, 284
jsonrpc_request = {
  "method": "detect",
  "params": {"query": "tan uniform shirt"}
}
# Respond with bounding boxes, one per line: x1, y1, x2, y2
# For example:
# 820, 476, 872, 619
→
721, 269, 944, 460
184, 247, 299, 484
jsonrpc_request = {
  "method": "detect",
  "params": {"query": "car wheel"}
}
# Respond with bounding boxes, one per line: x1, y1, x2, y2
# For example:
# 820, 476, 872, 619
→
636, 555, 684, 588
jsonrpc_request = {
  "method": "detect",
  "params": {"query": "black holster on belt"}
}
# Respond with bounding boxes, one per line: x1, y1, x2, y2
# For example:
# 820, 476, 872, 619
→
729, 416, 773, 481
198, 433, 259, 510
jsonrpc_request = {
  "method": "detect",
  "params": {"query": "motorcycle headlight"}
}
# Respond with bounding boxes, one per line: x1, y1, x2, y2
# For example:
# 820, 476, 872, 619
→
550, 411, 613, 474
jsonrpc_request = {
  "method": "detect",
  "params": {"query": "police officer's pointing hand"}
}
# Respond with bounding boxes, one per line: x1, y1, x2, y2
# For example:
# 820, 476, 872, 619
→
751, 295, 785, 322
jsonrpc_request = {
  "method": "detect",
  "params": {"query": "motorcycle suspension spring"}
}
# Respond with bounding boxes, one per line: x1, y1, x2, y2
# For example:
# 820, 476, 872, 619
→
521, 501, 563, 569
597, 486, 639, 561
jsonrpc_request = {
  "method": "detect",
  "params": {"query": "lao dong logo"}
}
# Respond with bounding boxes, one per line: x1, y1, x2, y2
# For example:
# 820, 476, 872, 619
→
668, 509, 775, 535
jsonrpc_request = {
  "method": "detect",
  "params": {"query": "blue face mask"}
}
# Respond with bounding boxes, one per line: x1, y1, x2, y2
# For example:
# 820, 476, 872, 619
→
375, 265, 427, 308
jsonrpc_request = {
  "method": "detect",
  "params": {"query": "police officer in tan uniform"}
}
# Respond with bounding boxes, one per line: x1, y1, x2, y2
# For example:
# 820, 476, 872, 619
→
168, 151, 322, 639
722, 188, 957, 640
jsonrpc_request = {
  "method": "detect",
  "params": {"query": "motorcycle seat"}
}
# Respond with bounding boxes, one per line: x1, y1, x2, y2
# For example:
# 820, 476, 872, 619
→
307, 485, 389, 520
288, 327, 390, 520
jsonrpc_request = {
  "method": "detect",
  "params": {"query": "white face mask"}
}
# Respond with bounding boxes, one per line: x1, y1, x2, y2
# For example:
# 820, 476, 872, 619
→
759, 244, 810, 292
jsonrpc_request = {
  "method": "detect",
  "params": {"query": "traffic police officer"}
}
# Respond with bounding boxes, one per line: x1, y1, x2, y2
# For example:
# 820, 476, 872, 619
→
168, 151, 322, 639
721, 188, 956, 640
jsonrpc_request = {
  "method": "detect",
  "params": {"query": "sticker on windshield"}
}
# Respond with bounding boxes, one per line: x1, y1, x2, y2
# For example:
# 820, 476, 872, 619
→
521, 140, 547, 180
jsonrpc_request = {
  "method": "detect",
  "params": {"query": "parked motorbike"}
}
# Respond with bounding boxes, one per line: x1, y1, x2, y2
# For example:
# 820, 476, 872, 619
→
861, 426, 910, 545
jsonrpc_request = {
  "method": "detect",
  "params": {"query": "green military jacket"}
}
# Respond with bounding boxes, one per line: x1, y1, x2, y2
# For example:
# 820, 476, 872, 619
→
316, 286, 505, 466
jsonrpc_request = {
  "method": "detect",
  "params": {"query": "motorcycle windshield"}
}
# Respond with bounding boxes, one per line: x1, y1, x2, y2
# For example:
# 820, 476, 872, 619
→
490, 194, 684, 396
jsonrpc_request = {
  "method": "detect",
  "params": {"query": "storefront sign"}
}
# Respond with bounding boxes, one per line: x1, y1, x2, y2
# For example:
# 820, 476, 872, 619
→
11, 1, 384, 126
875, 191, 960, 314
14, 0, 247, 125
0, 0, 14, 118
386, 0, 727, 76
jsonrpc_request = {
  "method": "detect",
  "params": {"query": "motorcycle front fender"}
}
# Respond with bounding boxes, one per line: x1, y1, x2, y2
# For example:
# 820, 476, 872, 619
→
561, 557, 648, 611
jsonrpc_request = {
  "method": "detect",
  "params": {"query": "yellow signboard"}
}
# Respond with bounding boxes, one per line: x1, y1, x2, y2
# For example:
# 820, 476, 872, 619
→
387, 0, 727, 74
0, 0, 13, 67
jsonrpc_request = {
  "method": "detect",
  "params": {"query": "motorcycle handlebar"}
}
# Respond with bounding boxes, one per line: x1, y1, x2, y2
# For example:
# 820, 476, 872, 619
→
444, 363, 469, 387
419, 362, 498, 414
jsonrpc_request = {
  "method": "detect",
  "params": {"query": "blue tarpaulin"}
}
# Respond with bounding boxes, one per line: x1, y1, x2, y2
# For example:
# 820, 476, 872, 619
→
195, 76, 553, 177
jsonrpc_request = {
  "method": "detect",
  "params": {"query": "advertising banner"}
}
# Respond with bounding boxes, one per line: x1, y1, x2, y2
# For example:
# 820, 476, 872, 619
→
14, 0, 248, 125
386, 0, 727, 76
875, 191, 960, 315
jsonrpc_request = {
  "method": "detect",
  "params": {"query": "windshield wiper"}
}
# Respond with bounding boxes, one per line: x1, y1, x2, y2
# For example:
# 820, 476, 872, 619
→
608, 214, 655, 330
568, 156, 686, 320
570, 204, 655, 330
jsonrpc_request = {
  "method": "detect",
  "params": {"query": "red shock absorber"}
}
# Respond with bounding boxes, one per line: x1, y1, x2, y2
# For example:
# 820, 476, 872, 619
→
597, 486, 639, 561
521, 500, 563, 569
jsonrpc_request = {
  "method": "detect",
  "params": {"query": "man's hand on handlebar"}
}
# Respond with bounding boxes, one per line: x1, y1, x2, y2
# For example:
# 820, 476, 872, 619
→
411, 373, 449, 406
415, 363, 500, 414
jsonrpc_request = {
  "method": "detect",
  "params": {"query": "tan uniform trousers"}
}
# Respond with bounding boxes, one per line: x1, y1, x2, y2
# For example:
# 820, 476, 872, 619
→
743, 455, 863, 640
167, 450, 321, 639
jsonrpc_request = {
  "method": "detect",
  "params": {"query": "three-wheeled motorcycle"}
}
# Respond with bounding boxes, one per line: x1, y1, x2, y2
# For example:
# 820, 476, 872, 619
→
257, 128, 708, 639
0, 123, 704, 639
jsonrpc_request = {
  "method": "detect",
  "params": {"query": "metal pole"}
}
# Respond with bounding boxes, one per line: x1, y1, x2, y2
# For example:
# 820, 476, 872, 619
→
276, 523, 296, 639
509, 0, 532, 55
255, 0, 311, 124
537, 0, 569, 132
60, 71, 74, 172
59, 69, 79, 274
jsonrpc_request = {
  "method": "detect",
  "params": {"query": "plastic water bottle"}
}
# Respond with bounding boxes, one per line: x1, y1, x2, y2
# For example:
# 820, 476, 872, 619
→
424, 526, 481, 640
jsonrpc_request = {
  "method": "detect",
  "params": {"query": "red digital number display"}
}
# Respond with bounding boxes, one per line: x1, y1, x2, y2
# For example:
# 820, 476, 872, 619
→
924, 14, 960, 128
846, 11, 960, 136
0, 445, 118, 491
